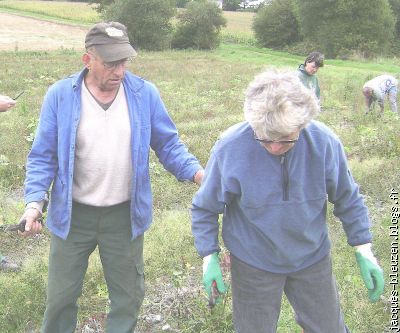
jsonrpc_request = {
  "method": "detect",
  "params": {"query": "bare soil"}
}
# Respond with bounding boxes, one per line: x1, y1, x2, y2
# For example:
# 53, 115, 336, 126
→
0, 13, 87, 51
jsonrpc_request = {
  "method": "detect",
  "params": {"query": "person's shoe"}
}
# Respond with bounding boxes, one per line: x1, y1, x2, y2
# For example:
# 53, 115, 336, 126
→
0, 257, 19, 272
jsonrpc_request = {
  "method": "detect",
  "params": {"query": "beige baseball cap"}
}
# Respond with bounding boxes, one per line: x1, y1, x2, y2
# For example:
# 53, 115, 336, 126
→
85, 22, 137, 62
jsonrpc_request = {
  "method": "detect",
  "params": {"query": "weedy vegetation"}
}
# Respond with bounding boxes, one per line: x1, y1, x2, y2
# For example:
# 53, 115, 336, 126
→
0, 2, 399, 333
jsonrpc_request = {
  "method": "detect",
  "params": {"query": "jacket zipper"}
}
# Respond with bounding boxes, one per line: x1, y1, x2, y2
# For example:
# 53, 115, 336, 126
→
280, 153, 289, 201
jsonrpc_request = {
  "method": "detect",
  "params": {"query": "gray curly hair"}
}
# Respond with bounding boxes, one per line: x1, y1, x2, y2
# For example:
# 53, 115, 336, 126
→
244, 69, 320, 140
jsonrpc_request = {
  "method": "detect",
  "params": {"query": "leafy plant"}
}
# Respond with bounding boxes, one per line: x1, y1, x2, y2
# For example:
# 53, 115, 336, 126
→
103, 0, 176, 51
253, 0, 301, 49
295, 0, 396, 58
172, 0, 227, 50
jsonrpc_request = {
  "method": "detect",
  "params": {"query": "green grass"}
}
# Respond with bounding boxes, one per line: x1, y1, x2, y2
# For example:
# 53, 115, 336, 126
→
0, 4, 398, 333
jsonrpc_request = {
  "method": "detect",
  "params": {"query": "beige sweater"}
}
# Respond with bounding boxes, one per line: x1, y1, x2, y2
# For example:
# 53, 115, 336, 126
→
72, 83, 132, 206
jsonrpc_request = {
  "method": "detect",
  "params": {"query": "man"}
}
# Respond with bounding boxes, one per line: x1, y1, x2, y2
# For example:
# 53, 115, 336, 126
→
362, 74, 398, 115
297, 51, 324, 100
19, 21, 203, 333
0, 94, 20, 272
191, 69, 384, 333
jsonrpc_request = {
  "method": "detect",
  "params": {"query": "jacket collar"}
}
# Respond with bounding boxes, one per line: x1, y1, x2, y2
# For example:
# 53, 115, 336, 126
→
298, 64, 312, 77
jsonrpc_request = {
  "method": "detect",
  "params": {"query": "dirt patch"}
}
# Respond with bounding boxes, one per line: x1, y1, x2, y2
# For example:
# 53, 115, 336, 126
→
0, 13, 87, 51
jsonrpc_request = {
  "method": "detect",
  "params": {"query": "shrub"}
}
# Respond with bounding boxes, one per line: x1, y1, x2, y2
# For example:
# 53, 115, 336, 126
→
253, 0, 301, 49
171, 1, 227, 50
223, 0, 241, 11
176, 0, 191, 8
103, 0, 176, 51
296, 0, 396, 58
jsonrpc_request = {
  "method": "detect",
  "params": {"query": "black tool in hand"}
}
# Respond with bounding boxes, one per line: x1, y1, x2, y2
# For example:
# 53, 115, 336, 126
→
4, 218, 43, 232
13, 91, 25, 100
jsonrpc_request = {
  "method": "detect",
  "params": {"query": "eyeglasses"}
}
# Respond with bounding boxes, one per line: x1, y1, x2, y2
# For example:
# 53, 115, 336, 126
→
88, 52, 132, 70
102, 58, 132, 70
253, 132, 299, 145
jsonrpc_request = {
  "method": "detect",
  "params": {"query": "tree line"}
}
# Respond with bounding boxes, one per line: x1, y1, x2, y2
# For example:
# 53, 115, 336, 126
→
253, 0, 400, 58
86, 0, 399, 58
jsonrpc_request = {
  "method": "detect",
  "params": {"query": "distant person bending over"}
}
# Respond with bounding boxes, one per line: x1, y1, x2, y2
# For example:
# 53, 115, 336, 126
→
191, 69, 384, 333
362, 74, 398, 115
18, 21, 203, 333
297, 51, 324, 100
0, 94, 19, 272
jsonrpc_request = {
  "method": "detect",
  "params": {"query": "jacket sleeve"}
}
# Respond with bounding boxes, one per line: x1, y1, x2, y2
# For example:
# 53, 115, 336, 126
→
191, 150, 234, 257
326, 140, 372, 246
149, 86, 202, 181
24, 88, 58, 204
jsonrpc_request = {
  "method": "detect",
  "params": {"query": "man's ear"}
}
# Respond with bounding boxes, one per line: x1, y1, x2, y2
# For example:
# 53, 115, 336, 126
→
82, 53, 91, 68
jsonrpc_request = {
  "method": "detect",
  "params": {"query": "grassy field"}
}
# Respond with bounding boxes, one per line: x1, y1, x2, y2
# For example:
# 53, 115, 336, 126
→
0, 0, 99, 25
0, 3, 399, 333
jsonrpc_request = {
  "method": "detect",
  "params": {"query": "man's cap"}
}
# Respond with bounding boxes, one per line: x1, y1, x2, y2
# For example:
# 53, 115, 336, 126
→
85, 22, 137, 62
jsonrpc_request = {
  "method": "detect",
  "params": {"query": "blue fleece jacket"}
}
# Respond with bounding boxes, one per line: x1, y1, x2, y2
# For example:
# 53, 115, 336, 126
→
24, 68, 202, 240
191, 121, 371, 273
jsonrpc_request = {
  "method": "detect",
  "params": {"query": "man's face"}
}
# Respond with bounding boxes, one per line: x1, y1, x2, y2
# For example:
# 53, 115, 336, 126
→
304, 61, 319, 75
255, 130, 301, 156
85, 51, 129, 92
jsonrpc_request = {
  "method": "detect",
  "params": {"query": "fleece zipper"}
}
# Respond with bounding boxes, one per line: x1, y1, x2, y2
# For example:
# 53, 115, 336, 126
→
280, 153, 289, 201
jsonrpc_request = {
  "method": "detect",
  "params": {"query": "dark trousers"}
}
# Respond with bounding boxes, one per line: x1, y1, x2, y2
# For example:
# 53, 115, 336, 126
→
231, 254, 349, 333
41, 201, 145, 333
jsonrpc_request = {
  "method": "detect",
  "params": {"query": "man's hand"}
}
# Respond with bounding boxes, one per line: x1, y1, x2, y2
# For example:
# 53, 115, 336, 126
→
193, 169, 204, 186
203, 252, 226, 303
19, 207, 43, 237
355, 243, 384, 302
0, 95, 16, 112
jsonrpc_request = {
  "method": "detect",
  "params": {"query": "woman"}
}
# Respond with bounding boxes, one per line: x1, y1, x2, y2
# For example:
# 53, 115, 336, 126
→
297, 51, 324, 100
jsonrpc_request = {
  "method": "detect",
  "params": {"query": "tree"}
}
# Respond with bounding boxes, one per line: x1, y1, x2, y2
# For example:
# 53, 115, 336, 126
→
172, 1, 227, 50
253, 0, 300, 48
389, 0, 400, 38
89, 0, 114, 15
296, 0, 395, 58
223, 0, 241, 11
103, 0, 176, 51
176, 0, 191, 8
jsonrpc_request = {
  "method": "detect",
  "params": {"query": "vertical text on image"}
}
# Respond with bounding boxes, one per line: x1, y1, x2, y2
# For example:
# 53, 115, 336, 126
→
390, 188, 399, 332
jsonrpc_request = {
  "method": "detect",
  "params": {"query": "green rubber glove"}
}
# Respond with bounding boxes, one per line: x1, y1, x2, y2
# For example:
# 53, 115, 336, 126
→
355, 243, 384, 303
203, 252, 226, 298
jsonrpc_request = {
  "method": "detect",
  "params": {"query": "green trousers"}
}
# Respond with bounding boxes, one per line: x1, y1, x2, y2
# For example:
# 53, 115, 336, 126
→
41, 201, 145, 333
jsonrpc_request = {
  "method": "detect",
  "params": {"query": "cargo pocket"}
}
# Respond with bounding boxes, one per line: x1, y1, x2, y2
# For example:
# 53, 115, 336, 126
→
133, 261, 145, 310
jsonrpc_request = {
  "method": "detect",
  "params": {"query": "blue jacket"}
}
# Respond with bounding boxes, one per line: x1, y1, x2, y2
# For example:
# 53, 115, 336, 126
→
25, 68, 202, 240
191, 121, 372, 273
